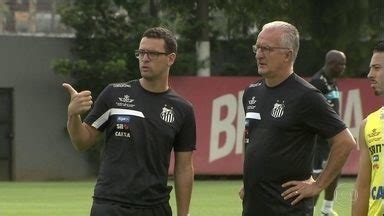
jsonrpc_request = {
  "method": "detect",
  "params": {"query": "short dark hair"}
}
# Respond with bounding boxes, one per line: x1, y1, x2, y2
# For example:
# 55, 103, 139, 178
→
373, 41, 384, 53
142, 27, 177, 54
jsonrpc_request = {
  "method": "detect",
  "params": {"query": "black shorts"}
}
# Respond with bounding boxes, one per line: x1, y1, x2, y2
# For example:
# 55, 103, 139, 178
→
90, 199, 172, 216
312, 135, 331, 173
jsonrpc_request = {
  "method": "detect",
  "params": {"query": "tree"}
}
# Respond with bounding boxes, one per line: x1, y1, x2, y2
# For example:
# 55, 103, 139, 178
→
196, 0, 210, 76
54, 0, 382, 87
210, 0, 378, 77
53, 0, 167, 95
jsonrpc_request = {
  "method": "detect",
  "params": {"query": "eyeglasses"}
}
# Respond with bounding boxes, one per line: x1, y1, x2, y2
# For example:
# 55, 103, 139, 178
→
135, 49, 169, 60
252, 45, 291, 54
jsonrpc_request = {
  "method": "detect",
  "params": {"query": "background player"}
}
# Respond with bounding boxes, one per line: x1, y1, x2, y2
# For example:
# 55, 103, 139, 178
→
310, 50, 347, 216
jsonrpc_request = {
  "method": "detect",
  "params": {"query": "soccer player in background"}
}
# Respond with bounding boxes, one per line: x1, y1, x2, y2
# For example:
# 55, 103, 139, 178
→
239, 21, 356, 216
310, 50, 347, 216
63, 27, 196, 216
352, 41, 384, 216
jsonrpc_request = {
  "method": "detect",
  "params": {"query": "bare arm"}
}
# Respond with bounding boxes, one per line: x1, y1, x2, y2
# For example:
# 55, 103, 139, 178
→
66, 114, 100, 151
282, 128, 356, 204
63, 83, 100, 151
352, 119, 371, 216
174, 151, 194, 216
314, 128, 356, 190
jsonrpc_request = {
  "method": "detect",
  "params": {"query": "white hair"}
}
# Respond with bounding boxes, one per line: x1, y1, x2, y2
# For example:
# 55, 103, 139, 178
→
262, 21, 300, 62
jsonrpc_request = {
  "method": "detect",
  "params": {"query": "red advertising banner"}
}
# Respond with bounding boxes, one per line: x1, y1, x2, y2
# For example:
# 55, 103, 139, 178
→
169, 77, 381, 176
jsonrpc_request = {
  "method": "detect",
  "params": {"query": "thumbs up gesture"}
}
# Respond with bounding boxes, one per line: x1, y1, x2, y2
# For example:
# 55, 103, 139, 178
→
62, 83, 93, 116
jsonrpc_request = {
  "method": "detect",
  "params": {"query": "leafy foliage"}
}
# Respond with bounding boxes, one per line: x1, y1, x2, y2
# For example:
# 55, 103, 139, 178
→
54, 0, 383, 80
53, 0, 159, 96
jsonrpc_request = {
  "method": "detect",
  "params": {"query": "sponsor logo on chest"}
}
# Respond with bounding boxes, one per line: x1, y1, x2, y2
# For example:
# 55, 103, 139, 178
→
247, 96, 257, 110
115, 131, 131, 138
371, 186, 384, 200
368, 129, 382, 143
114, 115, 131, 138
116, 95, 135, 108
244, 119, 250, 144
112, 83, 131, 88
369, 145, 384, 170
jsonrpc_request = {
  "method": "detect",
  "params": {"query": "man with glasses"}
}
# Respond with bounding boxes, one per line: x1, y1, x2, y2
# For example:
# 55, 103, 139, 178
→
239, 21, 356, 216
63, 27, 196, 216
310, 50, 347, 216
352, 41, 384, 216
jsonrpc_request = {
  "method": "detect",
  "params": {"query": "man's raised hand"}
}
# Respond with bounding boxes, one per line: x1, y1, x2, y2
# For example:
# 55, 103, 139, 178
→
62, 83, 93, 116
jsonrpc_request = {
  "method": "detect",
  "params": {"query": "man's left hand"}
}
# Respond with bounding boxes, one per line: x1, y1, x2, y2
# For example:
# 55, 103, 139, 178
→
281, 176, 322, 205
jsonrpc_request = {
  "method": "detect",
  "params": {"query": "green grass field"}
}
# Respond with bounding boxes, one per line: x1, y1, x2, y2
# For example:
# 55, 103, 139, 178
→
0, 178, 355, 216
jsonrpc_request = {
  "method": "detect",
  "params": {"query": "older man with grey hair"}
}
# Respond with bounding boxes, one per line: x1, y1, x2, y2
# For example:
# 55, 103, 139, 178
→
239, 21, 356, 216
